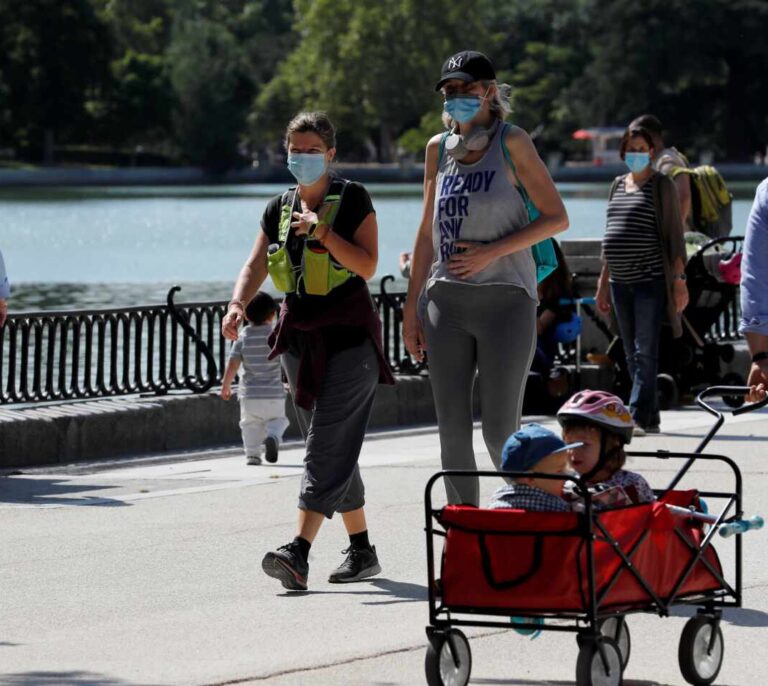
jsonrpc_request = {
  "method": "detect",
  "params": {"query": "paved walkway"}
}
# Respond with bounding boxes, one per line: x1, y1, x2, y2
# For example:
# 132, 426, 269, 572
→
2, 405, 767, 685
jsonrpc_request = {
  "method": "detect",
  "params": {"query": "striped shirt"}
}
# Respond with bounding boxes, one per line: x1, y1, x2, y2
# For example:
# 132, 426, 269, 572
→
488, 483, 570, 512
602, 177, 664, 283
228, 324, 285, 400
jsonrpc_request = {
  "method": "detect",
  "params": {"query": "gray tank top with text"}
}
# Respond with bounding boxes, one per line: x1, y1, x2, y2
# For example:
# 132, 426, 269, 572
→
427, 124, 537, 301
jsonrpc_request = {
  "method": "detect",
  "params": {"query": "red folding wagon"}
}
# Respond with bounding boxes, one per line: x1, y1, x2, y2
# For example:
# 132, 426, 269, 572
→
423, 387, 766, 686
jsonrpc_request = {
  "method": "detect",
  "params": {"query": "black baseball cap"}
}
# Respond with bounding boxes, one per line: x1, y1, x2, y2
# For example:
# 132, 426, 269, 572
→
435, 50, 496, 91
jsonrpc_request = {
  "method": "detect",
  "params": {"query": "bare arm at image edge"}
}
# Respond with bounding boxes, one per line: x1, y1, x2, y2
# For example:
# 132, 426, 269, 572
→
739, 180, 768, 400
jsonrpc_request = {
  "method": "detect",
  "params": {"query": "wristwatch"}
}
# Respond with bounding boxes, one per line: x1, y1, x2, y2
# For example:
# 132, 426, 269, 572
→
672, 273, 687, 281
752, 351, 768, 364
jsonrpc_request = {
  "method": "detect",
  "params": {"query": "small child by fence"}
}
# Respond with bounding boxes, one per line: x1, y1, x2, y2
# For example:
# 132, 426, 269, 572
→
220, 292, 288, 465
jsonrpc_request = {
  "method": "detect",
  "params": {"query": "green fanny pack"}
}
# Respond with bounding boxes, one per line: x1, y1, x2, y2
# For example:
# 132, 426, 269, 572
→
266, 182, 355, 296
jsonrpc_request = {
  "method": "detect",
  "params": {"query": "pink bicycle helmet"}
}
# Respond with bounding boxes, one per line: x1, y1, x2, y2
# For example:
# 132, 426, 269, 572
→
557, 390, 634, 444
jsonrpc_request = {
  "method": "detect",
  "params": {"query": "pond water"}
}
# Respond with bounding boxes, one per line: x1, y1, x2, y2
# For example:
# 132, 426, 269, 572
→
0, 181, 759, 311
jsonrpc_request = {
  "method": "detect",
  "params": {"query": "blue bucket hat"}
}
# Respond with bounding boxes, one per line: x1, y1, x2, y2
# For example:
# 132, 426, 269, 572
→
501, 423, 582, 473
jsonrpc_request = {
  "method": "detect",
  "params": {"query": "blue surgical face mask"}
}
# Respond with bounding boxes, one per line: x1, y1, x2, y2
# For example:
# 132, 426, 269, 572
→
624, 152, 650, 174
287, 153, 327, 185
443, 95, 482, 123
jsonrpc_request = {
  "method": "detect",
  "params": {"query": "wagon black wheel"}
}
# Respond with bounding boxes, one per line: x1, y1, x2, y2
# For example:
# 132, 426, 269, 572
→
598, 616, 631, 670
425, 629, 472, 686
678, 615, 724, 685
576, 637, 623, 686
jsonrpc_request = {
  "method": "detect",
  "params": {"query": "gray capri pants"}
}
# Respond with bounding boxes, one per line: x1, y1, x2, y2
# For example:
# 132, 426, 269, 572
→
282, 339, 379, 518
425, 281, 537, 506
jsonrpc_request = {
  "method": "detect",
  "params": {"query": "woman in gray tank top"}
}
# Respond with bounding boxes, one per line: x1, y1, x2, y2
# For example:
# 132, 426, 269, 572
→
403, 51, 569, 506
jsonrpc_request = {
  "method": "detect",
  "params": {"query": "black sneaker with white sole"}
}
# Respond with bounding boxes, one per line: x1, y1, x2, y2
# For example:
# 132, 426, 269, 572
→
264, 435, 279, 463
262, 541, 309, 591
328, 545, 382, 583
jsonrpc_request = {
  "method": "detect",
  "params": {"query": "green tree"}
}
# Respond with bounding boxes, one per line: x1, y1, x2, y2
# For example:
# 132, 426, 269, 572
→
167, 15, 247, 168
0, 0, 111, 161
251, 0, 500, 162
566, 0, 768, 160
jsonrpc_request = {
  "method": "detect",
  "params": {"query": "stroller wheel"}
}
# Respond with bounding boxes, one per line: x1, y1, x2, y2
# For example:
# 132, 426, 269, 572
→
657, 373, 679, 411
678, 615, 724, 685
598, 616, 631, 670
425, 628, 472, 686
576, 636, 622, 686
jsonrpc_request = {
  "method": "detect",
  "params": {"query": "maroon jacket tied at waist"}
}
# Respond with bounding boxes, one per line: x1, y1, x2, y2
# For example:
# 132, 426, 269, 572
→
267, 285, 395, 410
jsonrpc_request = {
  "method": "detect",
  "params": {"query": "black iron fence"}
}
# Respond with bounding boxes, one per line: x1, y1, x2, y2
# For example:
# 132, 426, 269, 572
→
0, 279, 422, 405
0, 270, 742, 406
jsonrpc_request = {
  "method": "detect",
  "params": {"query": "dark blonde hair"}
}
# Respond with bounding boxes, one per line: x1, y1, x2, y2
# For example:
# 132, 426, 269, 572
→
284, 111, 336, 150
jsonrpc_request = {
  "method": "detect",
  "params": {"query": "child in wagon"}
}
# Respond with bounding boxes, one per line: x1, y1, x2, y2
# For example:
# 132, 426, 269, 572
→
557, 390, 655, 509
488, 423, 582, 512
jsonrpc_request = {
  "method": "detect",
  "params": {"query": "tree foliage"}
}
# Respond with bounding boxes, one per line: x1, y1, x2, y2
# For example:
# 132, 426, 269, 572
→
0, 0, 766, 167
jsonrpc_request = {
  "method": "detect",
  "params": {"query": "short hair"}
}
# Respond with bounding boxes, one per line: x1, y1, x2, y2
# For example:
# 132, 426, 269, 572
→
619, 126, 655, 160
284, 111, 336, 151
630, 114, 663, 138
244, 291, 277, 325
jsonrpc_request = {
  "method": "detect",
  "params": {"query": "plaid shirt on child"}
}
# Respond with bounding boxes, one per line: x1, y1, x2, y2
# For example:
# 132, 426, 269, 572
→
488, 483, 570, 512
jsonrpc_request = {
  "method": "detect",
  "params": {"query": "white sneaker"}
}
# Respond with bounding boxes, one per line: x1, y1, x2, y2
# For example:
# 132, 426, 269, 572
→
632, 426, 646, 437
246, 453, 262, 465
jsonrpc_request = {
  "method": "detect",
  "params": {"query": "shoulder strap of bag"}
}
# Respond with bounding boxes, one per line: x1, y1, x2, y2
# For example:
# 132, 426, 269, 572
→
500, 122, 540, 222
278, 188, 299, 243
321, 177, 349, 226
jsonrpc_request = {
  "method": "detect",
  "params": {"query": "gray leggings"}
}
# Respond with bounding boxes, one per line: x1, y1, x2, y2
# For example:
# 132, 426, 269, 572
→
282, 339, 379, 518
424, 281, 537, 506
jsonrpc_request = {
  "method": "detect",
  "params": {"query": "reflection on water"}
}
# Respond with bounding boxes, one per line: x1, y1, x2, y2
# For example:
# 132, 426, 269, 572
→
1, 181, 759, 311
9, 282, 233, 312
8, 278, 410, 312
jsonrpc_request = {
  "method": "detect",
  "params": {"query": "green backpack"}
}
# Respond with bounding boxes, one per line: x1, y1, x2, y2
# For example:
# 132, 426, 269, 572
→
669, 163, 732, 238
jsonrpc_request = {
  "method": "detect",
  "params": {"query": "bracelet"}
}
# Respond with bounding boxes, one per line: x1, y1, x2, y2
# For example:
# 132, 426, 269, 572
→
672, 273, 687, 282
752, 351, 768, 364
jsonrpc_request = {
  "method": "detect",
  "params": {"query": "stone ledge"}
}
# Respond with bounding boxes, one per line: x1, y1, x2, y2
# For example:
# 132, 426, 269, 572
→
0, 375, 441, 469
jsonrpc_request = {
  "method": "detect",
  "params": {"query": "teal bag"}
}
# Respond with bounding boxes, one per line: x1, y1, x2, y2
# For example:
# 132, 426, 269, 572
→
498, 123, 558, 283
437, 124, 558, 283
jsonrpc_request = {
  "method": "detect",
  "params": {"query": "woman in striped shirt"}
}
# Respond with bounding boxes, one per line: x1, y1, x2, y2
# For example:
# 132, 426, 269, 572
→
595, 125, 688, 435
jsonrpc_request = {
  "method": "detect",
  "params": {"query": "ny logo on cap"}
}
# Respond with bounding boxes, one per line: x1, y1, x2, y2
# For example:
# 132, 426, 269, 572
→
448, 55, 463, 70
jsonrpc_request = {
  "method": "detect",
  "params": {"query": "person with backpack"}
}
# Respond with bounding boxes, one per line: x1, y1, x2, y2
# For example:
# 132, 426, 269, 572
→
631, 114, 732, 238
221, 111, 394, 591
402, 50, 569, 506
595, 124, 689, 436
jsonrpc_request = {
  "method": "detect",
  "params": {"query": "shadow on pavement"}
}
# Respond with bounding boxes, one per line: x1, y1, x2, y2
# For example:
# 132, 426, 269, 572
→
671, 604, 768, 627
0, 477, 130, 507
472, 679, 709, 686
277, 578, 427, 604
0, 672, 160, 685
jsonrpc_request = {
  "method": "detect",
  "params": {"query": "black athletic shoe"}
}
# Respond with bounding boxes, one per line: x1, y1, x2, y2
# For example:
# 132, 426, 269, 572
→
328, 545, 382, 583
262, 542, 308, 591
264, 435, 279, 463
